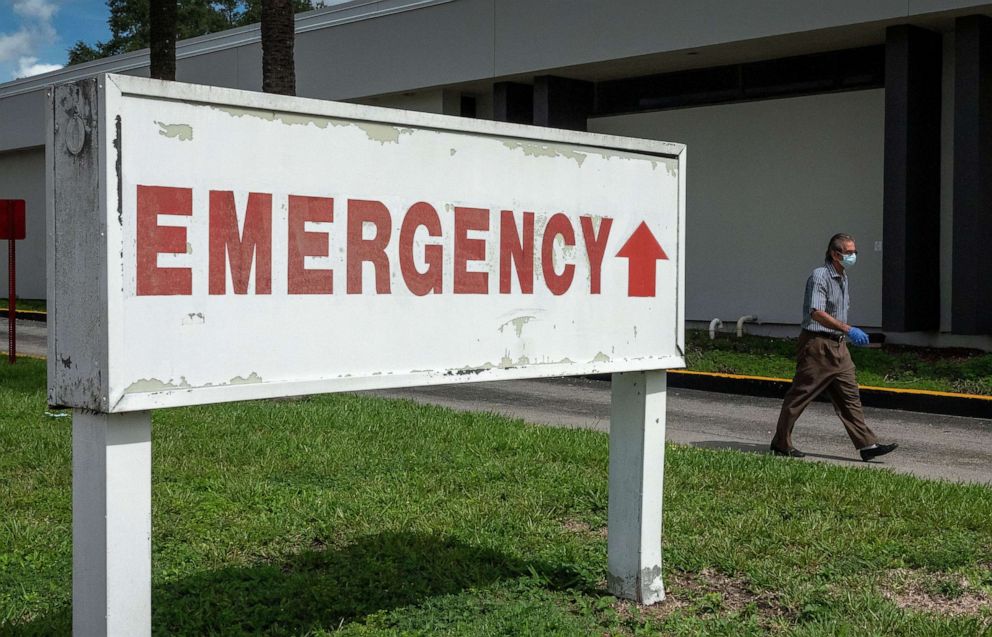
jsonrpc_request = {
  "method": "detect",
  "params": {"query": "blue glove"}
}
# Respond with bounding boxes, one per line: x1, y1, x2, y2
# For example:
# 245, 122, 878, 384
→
847, 327, 870, 346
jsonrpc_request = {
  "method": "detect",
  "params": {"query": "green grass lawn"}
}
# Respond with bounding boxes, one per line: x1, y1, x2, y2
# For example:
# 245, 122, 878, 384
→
1, 359, 991, 635
686, 331, 992, 396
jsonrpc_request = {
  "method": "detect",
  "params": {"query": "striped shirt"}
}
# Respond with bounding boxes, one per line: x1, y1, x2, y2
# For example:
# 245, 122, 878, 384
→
800, 261, 849, 335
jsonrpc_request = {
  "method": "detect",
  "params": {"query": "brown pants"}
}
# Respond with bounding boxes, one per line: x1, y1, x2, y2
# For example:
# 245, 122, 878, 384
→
772, 331, 877, 450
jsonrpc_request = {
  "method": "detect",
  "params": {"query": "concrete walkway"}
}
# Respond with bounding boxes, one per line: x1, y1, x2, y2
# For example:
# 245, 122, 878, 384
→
1, 319, 46, 359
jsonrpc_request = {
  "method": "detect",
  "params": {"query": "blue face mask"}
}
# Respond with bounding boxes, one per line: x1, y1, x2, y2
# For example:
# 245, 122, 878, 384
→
841, 253, 857, 268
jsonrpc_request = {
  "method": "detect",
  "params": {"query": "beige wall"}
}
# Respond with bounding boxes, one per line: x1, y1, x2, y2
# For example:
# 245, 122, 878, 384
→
590, 89, 885, 327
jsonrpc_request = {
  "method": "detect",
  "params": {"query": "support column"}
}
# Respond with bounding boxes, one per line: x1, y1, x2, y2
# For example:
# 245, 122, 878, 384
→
73, 410, 152, 637
607, 370, 666, 605
493, 82, 533, 125
952, 15, 992, 334
883, 25, 942, 332
533, 76, 594, 131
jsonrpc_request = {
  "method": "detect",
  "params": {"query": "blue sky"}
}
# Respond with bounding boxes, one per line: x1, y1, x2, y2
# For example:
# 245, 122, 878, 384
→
0, 0, 110, 81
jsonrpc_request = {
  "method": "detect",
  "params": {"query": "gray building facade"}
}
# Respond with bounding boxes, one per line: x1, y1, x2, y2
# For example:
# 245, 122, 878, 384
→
2, 0, 991, 348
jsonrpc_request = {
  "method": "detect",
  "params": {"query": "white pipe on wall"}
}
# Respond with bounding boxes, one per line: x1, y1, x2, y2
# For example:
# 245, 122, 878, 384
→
736, 315, 757, 337
709, 318, 723, 340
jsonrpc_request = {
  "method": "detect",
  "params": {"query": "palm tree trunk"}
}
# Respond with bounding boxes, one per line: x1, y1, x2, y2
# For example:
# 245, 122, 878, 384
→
261, 0, 296, 96
149, 0, 177, 81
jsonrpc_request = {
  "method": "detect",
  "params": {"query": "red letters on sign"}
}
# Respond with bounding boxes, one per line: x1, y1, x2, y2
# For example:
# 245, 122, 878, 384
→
288, 195, 334, 294
399, 202, 443, 296
347, 199, 392, 294
454, 206, 489, 294
580, 216, 612, 294
542, 213, 575, 296
209, 191, 272, 295
499, 210, 534, 294
136, 185, 192, 296
133, 188, 638, 298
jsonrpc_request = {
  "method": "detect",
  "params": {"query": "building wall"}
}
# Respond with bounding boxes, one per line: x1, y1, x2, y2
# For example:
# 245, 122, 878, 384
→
357, 89, 455, 114
589, 89, 885, 327
1, 0, 986, 338
0, 148, 46, 299
296, 0, 493, 100
0, 91, 46, 153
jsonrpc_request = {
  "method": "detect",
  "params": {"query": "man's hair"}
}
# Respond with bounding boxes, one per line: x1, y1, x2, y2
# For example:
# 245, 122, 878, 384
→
825, 233, 855, 261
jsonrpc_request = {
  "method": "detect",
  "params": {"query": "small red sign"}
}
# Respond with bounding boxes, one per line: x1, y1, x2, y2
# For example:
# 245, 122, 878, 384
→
0, 200, 26, 240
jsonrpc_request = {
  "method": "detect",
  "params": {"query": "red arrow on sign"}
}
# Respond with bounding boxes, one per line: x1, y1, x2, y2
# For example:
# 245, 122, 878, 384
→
616, 221, 668, 297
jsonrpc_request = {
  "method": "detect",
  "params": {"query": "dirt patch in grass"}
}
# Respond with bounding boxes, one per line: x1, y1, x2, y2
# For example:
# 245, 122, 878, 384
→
605, 568, 783, 624
561, 518, 608, 539
669, 568, 783, 617
880, 568, 992, 618
611, 595, 689, 624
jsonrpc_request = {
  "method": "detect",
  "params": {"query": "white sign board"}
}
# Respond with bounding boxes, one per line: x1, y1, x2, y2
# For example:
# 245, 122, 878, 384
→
51, 76, 685, 633
49, 74, 685, 413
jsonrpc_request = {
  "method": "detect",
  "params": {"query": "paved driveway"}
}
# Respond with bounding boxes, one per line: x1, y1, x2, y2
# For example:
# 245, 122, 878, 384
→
1, 319, 46, 358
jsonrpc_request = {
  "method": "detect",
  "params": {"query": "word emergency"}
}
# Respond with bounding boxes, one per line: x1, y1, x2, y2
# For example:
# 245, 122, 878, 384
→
136, 185, 669, 298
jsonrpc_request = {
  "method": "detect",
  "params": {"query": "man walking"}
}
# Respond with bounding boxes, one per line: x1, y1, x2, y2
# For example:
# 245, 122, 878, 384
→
771, 233, 898, 462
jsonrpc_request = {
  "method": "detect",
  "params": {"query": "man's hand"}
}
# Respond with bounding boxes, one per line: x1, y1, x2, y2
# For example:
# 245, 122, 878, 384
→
847, 327, 870, 346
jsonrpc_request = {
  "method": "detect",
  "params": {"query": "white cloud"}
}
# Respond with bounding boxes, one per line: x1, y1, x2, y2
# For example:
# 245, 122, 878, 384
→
12, 55, 62, 79
0, 0, 60, 71
0, 29, 34, 63
13, 0, 58, 22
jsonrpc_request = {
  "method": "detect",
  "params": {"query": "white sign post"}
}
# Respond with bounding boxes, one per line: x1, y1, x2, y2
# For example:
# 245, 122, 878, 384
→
608, 370, 667, 603
48, 74, 685, 634
71, 411, 152, 636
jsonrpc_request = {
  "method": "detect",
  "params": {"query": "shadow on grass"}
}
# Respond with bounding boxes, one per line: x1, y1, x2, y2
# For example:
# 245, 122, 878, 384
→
8, 531, 586, 636
692, 440, 771, 454
693, 440, 861, 463
802, 450, 864, 463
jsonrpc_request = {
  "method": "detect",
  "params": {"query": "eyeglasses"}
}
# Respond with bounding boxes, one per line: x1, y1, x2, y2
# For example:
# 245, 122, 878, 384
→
836, 249, 858, 256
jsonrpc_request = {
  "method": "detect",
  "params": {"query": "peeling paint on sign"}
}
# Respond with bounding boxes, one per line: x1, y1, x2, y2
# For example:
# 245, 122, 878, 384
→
652, 158, 679, 178
213, 106, 335, 130
445, 362, 497, 376
501, 140, 588, 167
229, 372, 263, 385
155, 121, 193, 141
499, 354, 531, 367
354, 122, 414, 144
125, 377, 191, 393
212, 106, 414, 144
499, 316, 536, 337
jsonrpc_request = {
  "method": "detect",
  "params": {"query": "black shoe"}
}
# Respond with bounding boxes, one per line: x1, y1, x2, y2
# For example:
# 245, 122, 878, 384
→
770, 444, 806, 458
860, 442, 898, 462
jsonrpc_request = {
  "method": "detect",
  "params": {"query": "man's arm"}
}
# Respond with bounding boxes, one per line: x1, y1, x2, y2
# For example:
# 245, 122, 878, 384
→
810, 309, 850, 334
